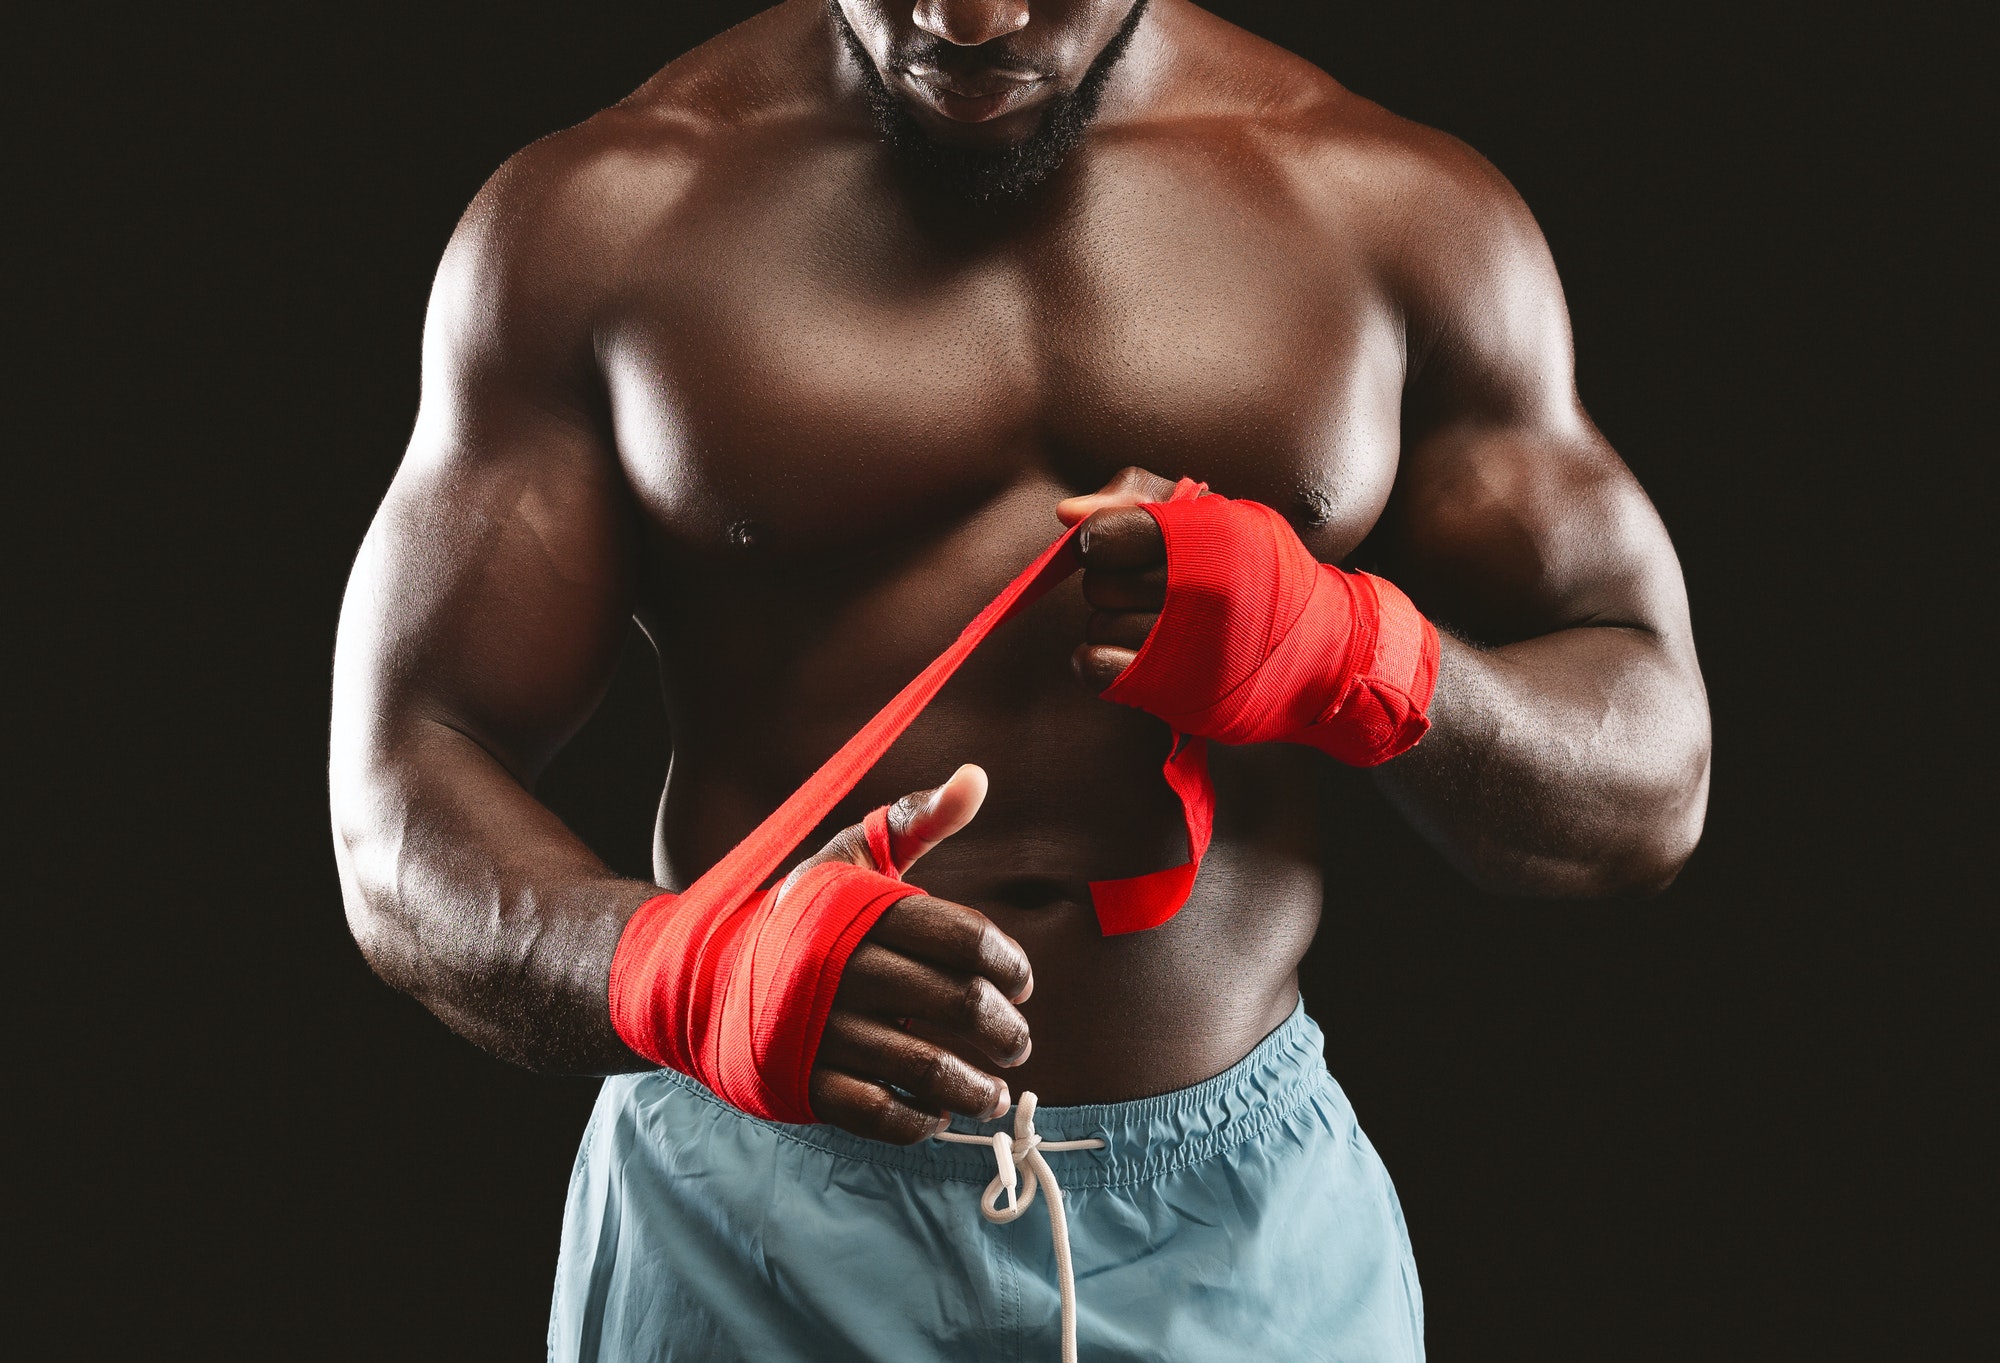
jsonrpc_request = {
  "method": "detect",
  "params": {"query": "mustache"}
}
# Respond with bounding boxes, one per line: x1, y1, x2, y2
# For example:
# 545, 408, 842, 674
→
886, 33, 1051, 82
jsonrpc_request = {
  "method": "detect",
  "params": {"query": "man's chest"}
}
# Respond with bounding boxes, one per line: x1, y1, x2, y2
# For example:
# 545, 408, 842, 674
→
599, 166, 1407, 567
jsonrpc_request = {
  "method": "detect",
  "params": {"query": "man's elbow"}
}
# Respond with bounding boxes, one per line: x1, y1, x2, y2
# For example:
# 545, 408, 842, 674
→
1557, 707, 1713, 898
344, 888, 421, 994
1601, 799, 1706, 898
1463, 752, 1712, 900
1627, 730, 1713, 893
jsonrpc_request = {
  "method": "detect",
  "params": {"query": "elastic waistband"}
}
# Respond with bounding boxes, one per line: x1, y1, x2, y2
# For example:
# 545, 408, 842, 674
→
704, 997, 1333, 1189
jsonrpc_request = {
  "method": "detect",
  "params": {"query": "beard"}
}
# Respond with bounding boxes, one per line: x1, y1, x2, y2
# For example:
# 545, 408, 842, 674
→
828, 0, 1152, 205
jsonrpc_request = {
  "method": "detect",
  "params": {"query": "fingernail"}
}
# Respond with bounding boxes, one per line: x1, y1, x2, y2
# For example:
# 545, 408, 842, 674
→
933, 1114, 953, 1138
987, 1086, 1011, 1119
1007, 1037, 1032, 1067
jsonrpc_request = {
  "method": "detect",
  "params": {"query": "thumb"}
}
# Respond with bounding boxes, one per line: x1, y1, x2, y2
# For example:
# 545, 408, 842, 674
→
883, 764, 988, 873
787, 764, 990, 899
1055, 466, 1183, 526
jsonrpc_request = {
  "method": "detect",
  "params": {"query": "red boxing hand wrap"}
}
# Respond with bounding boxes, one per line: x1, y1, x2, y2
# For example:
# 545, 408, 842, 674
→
606, 480, 1425, 1125
1102, 494, 1440, 767
609, 482, 1212, 1124
611, 808, 918, 1124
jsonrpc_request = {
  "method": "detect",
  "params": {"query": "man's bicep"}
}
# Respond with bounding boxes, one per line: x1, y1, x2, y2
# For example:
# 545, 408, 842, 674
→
1378, 153, 1694, 652
328, 145, 640, 787
1380, 419, 1692, 654
334, 184, 639, 787
342, 416, 638, 784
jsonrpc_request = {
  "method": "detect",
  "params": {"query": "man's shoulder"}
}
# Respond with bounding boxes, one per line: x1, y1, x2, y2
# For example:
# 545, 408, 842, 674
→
1146, 7, 1534, 254
453, 5, 835, 289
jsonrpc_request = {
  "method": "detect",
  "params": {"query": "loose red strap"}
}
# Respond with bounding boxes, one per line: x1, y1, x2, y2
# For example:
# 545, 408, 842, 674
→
688, 474, 1207, 936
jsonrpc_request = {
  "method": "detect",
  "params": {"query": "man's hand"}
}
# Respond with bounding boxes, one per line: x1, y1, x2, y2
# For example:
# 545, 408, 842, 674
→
1057, 466, 1186, 693
792, 764, 1036, 1144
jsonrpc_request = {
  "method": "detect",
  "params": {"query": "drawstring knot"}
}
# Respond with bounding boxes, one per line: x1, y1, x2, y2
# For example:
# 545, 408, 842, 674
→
937, 1093, 1106, 1363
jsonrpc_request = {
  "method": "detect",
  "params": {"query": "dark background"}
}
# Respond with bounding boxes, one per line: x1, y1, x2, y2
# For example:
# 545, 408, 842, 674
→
20, 1, 1988, 1359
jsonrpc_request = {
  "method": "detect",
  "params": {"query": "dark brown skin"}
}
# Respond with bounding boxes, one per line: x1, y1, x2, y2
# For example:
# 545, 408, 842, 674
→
330, 0, 1710, 1145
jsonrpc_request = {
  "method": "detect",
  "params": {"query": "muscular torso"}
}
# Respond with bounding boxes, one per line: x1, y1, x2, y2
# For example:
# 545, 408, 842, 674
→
591, 25, 1409, 1100
333, 0, 1704, 1110
331, 0, 1705, 1117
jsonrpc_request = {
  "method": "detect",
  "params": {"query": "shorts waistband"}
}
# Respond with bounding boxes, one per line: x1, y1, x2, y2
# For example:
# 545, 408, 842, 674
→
686, 997, 1330, 1189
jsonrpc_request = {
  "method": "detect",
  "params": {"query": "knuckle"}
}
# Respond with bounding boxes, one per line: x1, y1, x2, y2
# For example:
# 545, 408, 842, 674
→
857, 1089, 898, 1128
888, 789, 926, 835
914, 1046, 955, 1100
951, 911, 990, 961
983, 934, 1026, 988
974, 926, 1023, 989
957, 975, 997, 1028
878, 1102, 932, 1146
836, 944, 888, 992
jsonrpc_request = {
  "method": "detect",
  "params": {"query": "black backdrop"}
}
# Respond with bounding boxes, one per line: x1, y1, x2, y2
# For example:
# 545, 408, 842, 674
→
20, 2, 1988, 1359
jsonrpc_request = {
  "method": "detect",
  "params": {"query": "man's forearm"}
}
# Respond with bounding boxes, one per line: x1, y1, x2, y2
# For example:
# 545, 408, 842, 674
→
332, 718, 661, 1074
1372, 627, 1711, 898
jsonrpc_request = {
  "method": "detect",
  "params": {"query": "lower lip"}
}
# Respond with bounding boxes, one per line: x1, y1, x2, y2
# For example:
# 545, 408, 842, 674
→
899, 70, 1046, 124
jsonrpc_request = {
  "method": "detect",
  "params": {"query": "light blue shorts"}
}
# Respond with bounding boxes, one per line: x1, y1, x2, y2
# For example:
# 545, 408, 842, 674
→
550, 1001, 1424, 1362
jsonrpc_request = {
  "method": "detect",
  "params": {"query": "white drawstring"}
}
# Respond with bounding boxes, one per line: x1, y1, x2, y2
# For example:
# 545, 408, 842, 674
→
935, 1092, 1106, 1363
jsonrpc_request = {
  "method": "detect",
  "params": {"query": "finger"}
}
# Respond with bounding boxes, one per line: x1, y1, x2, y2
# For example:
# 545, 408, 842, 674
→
865, 896, 1033, 1002
1055, 466, 1182, 525
1074, 507, 1166, 571
1073, 644, 1139, 693
838, 943, 1033, 1067
885, 763, 988, 872
781, 764, 988, 896
1081, 566, 1167, 611
809, 1068, 948, 1145
1086, 610, 1157, 650
817, 1014, 1010, 1119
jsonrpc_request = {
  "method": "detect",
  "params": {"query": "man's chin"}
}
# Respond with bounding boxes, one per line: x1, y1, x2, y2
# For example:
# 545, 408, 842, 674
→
891, 129, 1075, 206
865, 86, 1082, 205
893, 73, 1062, 146
898, 98, 1054, 152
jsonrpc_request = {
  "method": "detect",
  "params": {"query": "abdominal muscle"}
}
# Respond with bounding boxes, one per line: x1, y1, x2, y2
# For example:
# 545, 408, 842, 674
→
968, 810, 1323, 1107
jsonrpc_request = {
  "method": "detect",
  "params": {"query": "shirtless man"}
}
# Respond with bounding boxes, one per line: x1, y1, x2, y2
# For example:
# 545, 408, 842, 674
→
329, 2, 1710, 1358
